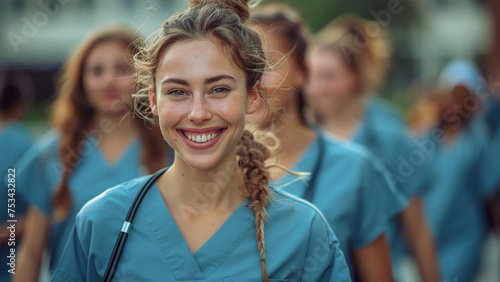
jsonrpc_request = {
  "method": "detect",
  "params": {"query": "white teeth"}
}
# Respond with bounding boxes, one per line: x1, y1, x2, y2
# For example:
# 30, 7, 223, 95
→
183, 130, 221, 143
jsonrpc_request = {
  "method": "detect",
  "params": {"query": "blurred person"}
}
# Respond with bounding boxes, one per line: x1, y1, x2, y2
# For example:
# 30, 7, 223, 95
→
0, 76, 33, 281
406, 60, 500, 281
14, 26, 171, 281
51, 1, 352, 281
250, 5, 407, 282
307, 15, 440, 282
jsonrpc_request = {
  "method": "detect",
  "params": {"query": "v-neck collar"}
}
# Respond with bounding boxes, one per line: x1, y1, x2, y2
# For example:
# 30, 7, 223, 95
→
87, 135, 140, 168
142, 183, 253, 279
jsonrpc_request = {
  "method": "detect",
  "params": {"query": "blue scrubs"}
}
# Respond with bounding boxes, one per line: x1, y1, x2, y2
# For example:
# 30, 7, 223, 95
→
0, 122, 33, 280
423, 120, 498, 281
274, 133, 407, 280
367, 96, 405, 128
351, 105, 431, 274
51, 175, 351, 281
15, 130, 153, 274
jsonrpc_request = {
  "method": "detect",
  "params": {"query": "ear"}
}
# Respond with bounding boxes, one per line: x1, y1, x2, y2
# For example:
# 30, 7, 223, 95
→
246, 81, 261, 115
149, 87, 159, 116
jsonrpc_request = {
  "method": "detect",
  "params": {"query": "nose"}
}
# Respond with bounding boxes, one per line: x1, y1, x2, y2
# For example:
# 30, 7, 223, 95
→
188, 94, 212, 124
102, 68, 119, 87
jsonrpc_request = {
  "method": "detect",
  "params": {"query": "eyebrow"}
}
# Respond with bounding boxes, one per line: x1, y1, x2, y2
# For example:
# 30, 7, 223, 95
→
160, 75, 237, 86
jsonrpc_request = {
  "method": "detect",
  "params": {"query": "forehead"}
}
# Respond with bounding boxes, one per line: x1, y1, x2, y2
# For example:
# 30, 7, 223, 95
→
156, 39, 245, 83
311, 49, 342, 67
86, 40, 128, 64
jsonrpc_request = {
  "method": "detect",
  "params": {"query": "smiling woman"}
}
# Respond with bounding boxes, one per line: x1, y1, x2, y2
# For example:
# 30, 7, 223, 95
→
50, 0, 351, 281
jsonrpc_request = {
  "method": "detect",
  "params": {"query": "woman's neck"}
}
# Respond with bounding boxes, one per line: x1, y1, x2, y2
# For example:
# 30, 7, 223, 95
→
271, 98, 316, 174
321, 95, 365, 140
159, 152, 245, 213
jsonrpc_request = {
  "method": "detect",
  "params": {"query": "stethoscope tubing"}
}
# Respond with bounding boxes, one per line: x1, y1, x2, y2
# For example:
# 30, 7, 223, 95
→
103, 167, 167, 282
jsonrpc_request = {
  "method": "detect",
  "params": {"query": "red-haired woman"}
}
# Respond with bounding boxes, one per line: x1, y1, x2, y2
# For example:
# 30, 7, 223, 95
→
14, 26, 169, 281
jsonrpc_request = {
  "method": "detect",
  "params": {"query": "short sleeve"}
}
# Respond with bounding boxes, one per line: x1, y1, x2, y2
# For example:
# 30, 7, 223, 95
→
51, 225, 87, 282
352, 154, 407, 249
15, 133, 60, 215
302, 214, 351, 282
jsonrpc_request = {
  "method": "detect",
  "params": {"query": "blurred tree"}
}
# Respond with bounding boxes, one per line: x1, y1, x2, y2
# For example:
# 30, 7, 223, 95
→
266, 0, 417, 32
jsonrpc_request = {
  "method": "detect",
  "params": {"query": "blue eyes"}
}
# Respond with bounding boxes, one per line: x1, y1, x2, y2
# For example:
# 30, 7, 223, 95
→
169, 90, 186, 96
167, 88, 229, 96
212, 87, 229, 94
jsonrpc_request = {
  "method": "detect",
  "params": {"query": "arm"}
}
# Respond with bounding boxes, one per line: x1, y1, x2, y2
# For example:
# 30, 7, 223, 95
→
352, 233, 394, 282
400, 197, 440, 282
13, 207, 50, 282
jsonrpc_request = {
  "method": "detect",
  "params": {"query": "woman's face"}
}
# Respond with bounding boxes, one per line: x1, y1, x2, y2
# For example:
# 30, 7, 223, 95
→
83, 40, 134, 116
307, 49, 357, 117
258, 27, 306, 124
150, 39, 259, 170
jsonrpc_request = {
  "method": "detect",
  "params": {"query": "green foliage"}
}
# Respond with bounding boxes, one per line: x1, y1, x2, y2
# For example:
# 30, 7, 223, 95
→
265, 0, 417, 32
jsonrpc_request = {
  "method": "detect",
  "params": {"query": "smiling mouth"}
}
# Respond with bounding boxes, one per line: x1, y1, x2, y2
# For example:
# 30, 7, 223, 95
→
181, 129, 223, 143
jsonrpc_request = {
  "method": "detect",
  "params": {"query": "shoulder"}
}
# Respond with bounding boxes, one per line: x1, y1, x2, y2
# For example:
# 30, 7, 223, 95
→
29, 130, 60, 156
75, 175, 152, 229
363, 108, 414, 146
368, 97, 404, 123
318, 132, 393, 188
320, 132, 379, 168
268, 189, 335, 243
1, 122, 32, 142
15, 130, 60, 172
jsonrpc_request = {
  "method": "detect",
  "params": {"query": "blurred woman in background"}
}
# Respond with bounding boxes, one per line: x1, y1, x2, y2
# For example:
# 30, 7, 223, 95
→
14, 26, 169, 281
0, 76, 33, 282
407, 60, 500, 281
307, 16, 440, 282
251, 5, 407, 281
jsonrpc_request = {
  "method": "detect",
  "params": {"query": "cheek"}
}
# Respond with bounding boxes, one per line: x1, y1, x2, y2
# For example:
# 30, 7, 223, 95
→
158, 99, 184, 125
211, 97, 246, 124
82, 75, 99, 98
327, 76, 351, 98
118, 77, 134, 94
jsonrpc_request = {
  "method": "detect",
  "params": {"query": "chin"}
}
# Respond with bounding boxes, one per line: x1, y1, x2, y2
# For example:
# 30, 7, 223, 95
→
180, 154, 224, 170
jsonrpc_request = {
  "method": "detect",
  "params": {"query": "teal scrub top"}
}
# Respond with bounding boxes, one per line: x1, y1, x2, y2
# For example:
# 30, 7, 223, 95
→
15, 130, 151, 273
350, 105, 431, 273
423, 120, 498, 282
51, 174, 352, 281
273, 133, 407, 280
0, 122, 33, 279
367, 96, 405, 128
